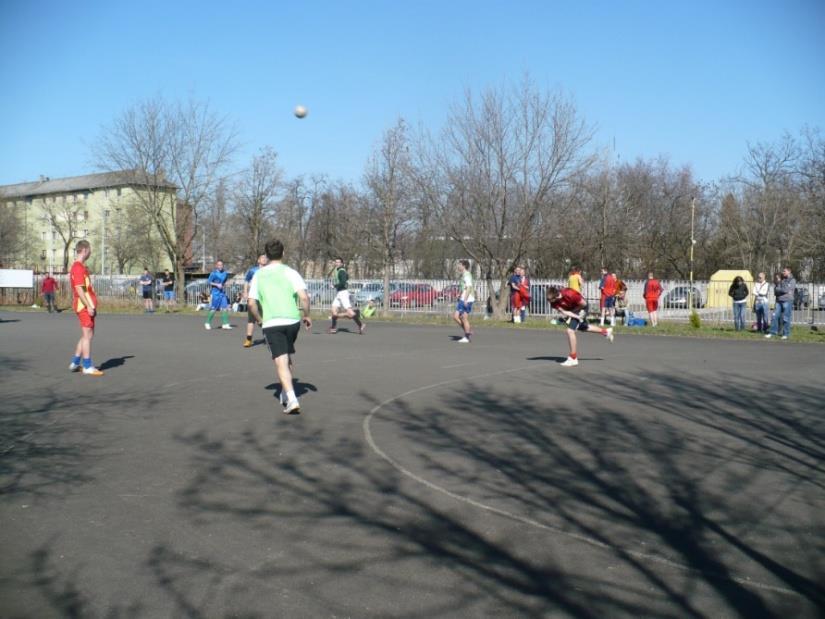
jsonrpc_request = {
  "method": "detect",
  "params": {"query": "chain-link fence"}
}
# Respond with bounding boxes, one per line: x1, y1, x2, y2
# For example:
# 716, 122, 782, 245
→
6, 274, 825, 326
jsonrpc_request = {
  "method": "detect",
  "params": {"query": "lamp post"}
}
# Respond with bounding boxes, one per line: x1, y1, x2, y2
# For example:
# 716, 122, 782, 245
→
688, 196, 696, 311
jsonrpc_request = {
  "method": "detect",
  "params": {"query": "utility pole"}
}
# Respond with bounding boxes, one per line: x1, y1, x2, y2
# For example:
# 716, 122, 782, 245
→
688, 196, 696, 311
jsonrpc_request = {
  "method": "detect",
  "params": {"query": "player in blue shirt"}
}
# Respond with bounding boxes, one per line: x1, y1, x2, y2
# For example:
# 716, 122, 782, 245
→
242, 254, 268, 347
204, 260, 232, 330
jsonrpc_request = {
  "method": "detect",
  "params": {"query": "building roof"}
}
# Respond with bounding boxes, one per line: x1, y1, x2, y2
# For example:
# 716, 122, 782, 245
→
0, 170, 177, 199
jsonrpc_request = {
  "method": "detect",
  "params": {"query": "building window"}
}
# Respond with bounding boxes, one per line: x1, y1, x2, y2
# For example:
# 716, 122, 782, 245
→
116, 188, 122, 197
83, 229, 88, 237
72, 194, 77, 203
41, 231, 46, 240
83, 210, 89, 221
61, 195, 66, 204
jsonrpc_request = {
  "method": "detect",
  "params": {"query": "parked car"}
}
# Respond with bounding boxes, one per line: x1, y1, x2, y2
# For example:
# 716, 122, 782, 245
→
662, 286, 704, 309
306, 281, 336, 304
389, 283, 438, 308
793, 286, 810, 310
354, 281, 391, 306
439, 284, 462, 302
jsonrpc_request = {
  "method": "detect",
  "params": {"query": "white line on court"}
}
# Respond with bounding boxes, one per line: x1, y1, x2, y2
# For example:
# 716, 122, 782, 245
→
362, 364, 801, 598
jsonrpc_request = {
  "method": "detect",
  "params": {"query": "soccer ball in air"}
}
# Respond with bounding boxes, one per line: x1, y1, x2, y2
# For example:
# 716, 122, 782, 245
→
294, 105, 308, 119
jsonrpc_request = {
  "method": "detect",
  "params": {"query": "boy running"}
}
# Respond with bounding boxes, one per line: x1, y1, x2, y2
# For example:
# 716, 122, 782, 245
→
547, 286, 613, 367
453, 259, 475, 343
242, 254, 269, 347
205, 260, 232, 330
69, 240, 104, 376
328, 258, 364, 334
248, 239, 312, 414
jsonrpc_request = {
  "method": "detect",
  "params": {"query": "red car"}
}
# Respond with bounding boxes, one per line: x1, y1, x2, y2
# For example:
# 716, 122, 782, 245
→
389, 283, 438, 308
439, 284, 462, 302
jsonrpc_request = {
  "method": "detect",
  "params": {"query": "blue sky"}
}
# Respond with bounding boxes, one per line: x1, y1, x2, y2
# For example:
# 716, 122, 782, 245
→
1, 0, 823, 186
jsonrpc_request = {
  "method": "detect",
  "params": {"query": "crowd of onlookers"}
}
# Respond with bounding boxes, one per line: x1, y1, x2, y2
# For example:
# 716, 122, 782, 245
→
727, 267, 797, 339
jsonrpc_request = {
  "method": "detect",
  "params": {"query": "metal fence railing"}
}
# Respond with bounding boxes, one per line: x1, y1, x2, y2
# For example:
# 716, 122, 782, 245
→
6, 274, 825, 326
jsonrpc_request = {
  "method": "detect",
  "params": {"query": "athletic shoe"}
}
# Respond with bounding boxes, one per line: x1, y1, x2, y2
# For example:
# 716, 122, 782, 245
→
204, 323, 211, 330
82, 367, 104, 376
359, 324, 366, 335
243, 339, 253, 348
606, 327, 614, 343
279, 391, 289, 407
457, 337, 470, 343
69, 362, 81, 372
328, 328, 337, 334
764, 334, 772, 339
284, 400, 301, 415
560, 357, 579, 367
781, 336, 788, 340
221, 324, 234, 330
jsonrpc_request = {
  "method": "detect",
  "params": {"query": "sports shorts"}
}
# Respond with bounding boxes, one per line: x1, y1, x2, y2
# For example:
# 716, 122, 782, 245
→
645, 299, 658, 312
264, 322, 301, 358
456, 299, 474, 315
332, 290, 352, 311
163, 291, 175, 301
76, 309, 95, 329
210, 294, 229, 311
603, 295, 616, 309
142, 290, 153, 300
566, 303, 589, 331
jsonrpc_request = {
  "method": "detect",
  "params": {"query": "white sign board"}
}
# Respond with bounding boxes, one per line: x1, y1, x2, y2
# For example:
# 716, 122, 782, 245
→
0, 269, 34, 288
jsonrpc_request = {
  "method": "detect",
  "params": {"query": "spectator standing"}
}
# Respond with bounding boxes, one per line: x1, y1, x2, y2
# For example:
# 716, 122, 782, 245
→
766, 267, 796, 340
42, 273, 58, 313
752, 272, 770, 333
160, 270, 176, 312
139, 268, 155, 313
728, 276, 749, 331
453, 259, 475, 343
643, 272, 663, 327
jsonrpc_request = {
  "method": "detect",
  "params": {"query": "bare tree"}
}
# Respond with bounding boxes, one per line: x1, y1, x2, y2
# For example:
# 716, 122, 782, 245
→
0, 198, 29, 267
94, 97, 238, 295
413, 78, 595, 317
364, 118, 413, 314
40, 197, 84, 271
233, 147, 283, 265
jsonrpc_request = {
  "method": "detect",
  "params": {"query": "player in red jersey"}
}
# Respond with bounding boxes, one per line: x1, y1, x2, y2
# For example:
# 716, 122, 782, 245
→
69, 240, 103, 376
547, 286, 613, 367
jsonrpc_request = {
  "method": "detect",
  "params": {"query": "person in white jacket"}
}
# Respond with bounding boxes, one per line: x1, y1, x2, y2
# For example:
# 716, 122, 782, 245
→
753, 272, 770, 333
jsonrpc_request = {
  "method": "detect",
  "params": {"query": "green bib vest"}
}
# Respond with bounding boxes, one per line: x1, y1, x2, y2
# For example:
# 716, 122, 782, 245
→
257, 264, 301, 322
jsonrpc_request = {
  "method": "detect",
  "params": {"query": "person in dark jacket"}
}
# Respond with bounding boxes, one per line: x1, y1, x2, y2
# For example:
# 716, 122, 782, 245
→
728, 276, 749, 331
766, 267, 796, 340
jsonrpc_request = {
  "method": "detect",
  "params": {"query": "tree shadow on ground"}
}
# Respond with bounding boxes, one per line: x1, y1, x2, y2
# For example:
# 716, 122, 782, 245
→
160, 368, 824, 618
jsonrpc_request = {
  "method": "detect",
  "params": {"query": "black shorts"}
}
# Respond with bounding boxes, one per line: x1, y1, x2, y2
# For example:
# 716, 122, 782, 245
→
566, 303, 590, 331
264, 322, 301, 358
142, 290, 152, 300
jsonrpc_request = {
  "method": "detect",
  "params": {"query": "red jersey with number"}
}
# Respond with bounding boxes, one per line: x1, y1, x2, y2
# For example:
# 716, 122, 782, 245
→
550, 288, 585, 312
70, 260, 97, 313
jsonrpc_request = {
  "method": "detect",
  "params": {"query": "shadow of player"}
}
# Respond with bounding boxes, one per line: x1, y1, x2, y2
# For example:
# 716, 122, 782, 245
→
265, 380, 318, 399
99, 355, 136, 371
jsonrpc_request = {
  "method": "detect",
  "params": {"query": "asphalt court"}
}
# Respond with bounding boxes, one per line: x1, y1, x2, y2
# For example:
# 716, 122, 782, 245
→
1, 310, 823, 618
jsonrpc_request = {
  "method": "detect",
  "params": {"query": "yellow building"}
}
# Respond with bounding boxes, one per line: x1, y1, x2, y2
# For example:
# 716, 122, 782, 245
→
0, 170, 178, 274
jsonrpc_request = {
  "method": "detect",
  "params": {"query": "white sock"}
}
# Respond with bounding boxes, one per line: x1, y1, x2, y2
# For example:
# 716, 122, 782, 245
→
286, 390, 297, 403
